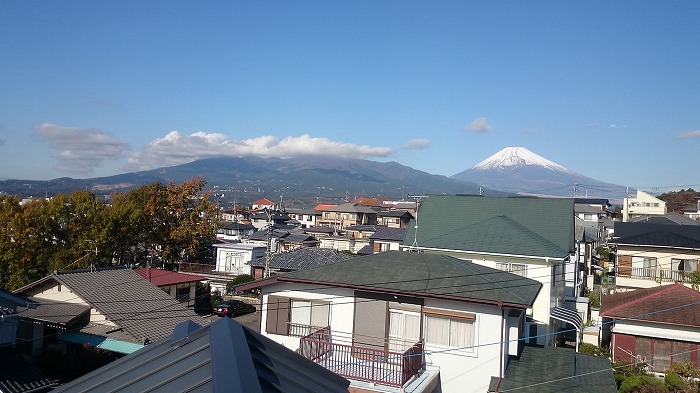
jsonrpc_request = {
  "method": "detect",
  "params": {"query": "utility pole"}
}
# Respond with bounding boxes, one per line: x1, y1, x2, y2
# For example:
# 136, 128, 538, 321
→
264, 209, 273, 278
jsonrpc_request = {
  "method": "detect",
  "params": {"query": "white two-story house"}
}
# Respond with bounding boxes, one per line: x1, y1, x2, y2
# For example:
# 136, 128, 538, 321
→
400, 195, 582, 347
237, 251, 542, 393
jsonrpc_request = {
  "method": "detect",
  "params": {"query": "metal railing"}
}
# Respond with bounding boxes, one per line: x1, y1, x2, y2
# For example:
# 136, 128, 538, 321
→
618, 267, 693, 283
299, 327, 424, 387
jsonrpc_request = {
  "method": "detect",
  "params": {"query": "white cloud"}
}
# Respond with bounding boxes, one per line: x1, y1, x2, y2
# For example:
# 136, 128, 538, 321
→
403, 139, 431, 150
34, 123, 130, 174
677, 129, 700, 139
467, 117, 492, 133
127, 131, 393, 170
608, 123, 628, 129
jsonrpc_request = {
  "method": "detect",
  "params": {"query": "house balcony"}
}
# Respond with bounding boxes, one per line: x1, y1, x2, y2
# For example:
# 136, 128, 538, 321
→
298, 327, 424, 388
617, 267, 694, 287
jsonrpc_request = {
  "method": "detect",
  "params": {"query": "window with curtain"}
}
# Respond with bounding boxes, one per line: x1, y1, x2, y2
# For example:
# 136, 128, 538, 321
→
388, 309, 420, 352
424, 315, 475, 348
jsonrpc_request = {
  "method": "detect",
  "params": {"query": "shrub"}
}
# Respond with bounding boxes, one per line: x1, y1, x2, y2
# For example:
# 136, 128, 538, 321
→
578, 343, 610, 357
619, 374, 667, 393
226, 274, 255, 294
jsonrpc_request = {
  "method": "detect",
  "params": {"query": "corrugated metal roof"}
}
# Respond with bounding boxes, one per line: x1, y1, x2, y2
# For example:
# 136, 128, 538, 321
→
52, 318, 349, 393
135, 268, 205, 286
0, 347, 56, 393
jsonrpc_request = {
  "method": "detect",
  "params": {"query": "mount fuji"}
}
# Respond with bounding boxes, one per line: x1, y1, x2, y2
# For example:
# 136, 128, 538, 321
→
451, 147, 629, 200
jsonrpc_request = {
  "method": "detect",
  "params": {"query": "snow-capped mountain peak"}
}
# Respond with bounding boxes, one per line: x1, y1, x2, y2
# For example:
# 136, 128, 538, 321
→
471, 147, 571, 173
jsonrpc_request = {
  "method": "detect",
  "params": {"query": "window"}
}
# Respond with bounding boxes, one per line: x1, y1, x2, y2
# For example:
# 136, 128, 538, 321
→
424, 314, 475, 348
388, 309, 420, 352
325, 212, 331, 219
176, 286, 190, 302
265, 295, 329, 337
289, 300, 330, 336
496, 262, 527, 277
673, 259, 698, 272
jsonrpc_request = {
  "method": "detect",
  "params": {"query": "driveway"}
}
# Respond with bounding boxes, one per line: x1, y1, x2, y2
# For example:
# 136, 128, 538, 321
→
204, 297, 260, 331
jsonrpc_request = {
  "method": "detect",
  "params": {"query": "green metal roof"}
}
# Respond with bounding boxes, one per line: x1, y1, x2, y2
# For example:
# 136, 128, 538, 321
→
277, 251, 542, 307
404, 195, 574, 258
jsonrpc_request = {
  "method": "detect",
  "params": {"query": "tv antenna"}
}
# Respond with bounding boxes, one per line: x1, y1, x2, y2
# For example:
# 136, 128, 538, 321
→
407, 195, 427, 251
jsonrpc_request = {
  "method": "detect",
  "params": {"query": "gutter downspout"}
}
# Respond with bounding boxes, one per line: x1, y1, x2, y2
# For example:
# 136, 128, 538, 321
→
496, 303, 505, 392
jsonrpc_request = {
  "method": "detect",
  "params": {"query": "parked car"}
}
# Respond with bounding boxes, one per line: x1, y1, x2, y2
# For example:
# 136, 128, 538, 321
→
213, 300, 256, 317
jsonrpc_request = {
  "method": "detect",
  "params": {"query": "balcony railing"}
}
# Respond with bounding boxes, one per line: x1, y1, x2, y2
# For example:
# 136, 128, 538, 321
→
299, 327, 424, 387
618, 267, 694, 283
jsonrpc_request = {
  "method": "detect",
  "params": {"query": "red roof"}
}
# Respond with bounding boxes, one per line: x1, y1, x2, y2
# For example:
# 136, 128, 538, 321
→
314, 204, 338, 211
252, 198, 275, 206
135, 268, 205, 286
600, 283, 700, 328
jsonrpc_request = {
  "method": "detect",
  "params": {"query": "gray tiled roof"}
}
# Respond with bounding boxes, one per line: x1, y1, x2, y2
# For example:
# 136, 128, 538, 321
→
52, 318, 350, 393
251, 248, 353, 270
496, 345, 616, 392
370, 227, 407, 241
20, 298, 90, 327
403, 195, 574, 258
250, 251, 542, 307
611, 222, 700, 248
29, 268, 207, 344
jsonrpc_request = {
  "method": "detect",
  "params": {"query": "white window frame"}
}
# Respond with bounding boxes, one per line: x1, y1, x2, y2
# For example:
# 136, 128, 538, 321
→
495, 261, 527, 277
423, 313, 476, 354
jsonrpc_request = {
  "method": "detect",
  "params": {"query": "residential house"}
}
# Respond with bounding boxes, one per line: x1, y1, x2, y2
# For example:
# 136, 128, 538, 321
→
370, 227, 407, 253
344, 224, 379, 239
316, 203, 378, 230
237, 251, 542, 393
249, 210, 292, 230
611, 220, 700, 290
0, 288, 55, 393
682, 197, 700, 221
600, 283, 700, 374
249, 247, 354, 279
15, 267, 206, 356
286, 207, 321, 228
305, 225, 336, 238
52, 318, 350, 393
318, 234, 370, 254
251, 197, 277, 211
135, 267, 206, 308
622, 190, 667, 222
377, 210, 414, 229
213, 242, 267, 277
216, 221, 256, 241
401, 195, 581, 347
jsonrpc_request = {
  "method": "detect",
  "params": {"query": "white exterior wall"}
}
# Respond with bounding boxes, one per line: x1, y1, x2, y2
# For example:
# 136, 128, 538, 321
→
23, 283, 117, 327
258, 284, 521, 393
616, 245, 700, 290
613, 320, 700, 343
622, 190, 667, 222
214, 244, 266, 275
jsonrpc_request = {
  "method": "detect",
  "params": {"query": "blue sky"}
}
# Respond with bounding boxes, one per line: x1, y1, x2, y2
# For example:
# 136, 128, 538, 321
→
1, 1, 699, 192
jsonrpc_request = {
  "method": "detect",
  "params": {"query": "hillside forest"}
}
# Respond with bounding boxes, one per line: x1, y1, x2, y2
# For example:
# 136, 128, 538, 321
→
0, 177, 216, 291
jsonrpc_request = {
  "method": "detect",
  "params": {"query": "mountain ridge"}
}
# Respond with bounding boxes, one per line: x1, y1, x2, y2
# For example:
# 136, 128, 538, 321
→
0, 156, 495, 205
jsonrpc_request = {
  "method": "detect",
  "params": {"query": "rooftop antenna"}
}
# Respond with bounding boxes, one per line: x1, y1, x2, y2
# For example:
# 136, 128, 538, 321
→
408, 195, 428, 251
